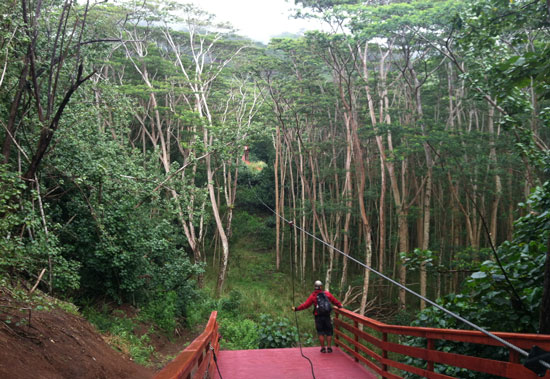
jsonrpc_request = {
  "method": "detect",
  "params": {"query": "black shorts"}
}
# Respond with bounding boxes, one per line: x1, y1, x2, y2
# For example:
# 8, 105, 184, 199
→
314, 315, 333, 336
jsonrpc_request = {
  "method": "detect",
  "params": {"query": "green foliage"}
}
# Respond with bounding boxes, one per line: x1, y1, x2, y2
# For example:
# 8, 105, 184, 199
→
452, 0, 550, 167
219, 318, 259, 350
391, 310, 417, 327
0, 165, 81, 293
0, 165, 30, 273
516, 181, 550, 243
219, 289, 243, 317
257, 314, 313, 349
451, 248, 493, 272
400, 248, 438, 272
185, 290, 220, 328
0, 275, 79, 315
83, 306, 155, 366
0, 165, 25, 233
230, 211, 274, 249
402, 182, 550, 377
39, 91, 204, 314
138, 291, 178, 334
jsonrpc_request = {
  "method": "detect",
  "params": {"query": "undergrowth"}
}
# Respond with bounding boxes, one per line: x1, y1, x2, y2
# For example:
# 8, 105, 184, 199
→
202, 236, 316, 350
82, 306, 156, 366
0, 274, 79, 315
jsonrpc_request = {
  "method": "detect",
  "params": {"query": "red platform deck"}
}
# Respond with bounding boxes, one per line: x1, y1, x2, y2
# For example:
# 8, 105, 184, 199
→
213, 346, 377, 379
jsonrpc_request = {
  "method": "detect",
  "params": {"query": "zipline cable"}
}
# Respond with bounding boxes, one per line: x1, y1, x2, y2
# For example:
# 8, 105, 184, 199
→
289, 220, 317, 379
250, 186, 550, 369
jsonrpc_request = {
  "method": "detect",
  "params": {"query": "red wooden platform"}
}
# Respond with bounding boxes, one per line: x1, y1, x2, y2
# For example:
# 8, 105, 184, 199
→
154, 311, 550, 379
213, 346, 377, 379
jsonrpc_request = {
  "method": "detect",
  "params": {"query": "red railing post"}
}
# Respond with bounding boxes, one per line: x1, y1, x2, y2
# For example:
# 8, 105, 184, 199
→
382, 332, 388, 376
427, 337, 434, 372
335, 311, 340, 347
354, 320, 359, 362
509, 348, 520, 364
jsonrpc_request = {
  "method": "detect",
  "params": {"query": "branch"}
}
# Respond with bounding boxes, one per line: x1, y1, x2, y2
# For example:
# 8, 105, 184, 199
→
404, 25, 508, 116
23, 67, 96, 181
133, 150, 212, 209
29, 268, 47, 294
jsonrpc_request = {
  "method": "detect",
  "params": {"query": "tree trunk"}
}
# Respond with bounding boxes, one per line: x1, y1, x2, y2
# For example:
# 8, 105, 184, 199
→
274, 129, 281, 270
409, 65, 433, 310
487, 106, 501, 247
2, 56, 29, 164
339, 124, 353, 290
211, 147, 231, 296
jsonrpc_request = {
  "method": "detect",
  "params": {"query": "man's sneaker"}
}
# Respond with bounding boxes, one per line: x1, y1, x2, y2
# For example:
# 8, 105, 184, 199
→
327, 347, 333, 353
320, 347, 327, 353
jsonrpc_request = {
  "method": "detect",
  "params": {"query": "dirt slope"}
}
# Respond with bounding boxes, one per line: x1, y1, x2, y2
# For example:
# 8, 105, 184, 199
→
0, 288, 154, 379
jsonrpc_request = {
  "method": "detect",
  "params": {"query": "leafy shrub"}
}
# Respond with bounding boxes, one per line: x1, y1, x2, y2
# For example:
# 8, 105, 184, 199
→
230, 211, 274, 249
0, 164, 27, 268
83, 306, 154, 366
139, 290, 178, 334
0, 164, 81, 293
257, 314, 312, 348
45, 115, 203, 308
392, 310, 416, 326
219, 317, 259, 350
401, 182, 550, 378
148, 252, 204, 321
185, 290, 219, 327
220, 290, 243, 317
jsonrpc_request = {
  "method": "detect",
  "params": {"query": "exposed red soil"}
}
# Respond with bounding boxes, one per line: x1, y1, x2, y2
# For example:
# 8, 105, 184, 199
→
0, 287, 199, 379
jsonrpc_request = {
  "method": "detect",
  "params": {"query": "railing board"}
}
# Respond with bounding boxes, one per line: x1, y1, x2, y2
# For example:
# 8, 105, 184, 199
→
334, 318, 383, 348
175, 332, 213, 379
338, 336, 389, 377
335, 309, 550, 349
333, 308, 550, 379
383, 339, 527, 378
383, 358, 455, 379
154, 311, 218, 379
336, 329, 383, 363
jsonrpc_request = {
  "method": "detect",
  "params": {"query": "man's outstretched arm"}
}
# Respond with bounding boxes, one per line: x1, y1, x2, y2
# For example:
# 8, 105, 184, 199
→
326, 292, 343, 308
293, 293, 315, 311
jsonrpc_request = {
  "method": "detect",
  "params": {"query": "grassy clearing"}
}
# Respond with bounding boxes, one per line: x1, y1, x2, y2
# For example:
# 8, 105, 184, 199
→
203, 236, 319, 349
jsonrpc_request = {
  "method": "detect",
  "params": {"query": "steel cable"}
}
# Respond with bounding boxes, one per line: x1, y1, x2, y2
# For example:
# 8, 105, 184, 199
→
249, 184, 550, 369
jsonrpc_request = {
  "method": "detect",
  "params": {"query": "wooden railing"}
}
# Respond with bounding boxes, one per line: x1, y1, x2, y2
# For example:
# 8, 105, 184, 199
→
333, 308, 550, 379
154, 311, 219, 379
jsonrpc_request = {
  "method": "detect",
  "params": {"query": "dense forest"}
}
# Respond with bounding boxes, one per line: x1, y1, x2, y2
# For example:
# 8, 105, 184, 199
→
1, 0, 549, 374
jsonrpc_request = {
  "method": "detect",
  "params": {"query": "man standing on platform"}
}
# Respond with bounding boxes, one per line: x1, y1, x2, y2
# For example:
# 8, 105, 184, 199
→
292, 280, 343, 353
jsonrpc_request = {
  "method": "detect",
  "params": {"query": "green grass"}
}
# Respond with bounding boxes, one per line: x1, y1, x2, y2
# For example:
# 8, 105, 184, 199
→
203, 237, 318, 348
82, 306, 156, 366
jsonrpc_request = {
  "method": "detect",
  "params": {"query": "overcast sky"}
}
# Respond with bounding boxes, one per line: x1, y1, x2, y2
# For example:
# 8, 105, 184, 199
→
186, 0, 324, 43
